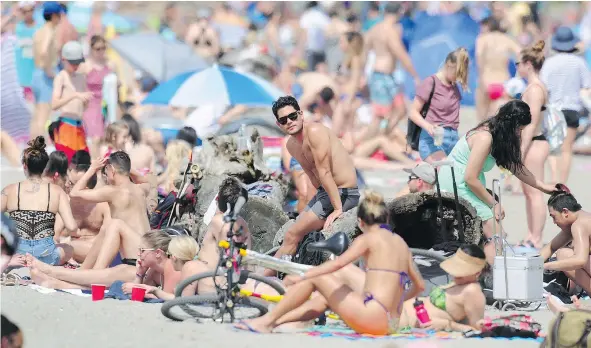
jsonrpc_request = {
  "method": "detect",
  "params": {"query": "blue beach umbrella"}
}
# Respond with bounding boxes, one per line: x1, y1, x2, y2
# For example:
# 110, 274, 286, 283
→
142, 65, 284, 107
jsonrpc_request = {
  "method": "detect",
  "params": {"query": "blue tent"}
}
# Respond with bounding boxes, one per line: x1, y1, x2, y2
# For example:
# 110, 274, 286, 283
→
403, 11, 480, 106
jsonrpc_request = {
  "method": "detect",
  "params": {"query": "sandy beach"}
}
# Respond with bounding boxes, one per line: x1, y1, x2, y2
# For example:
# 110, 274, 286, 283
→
2, 107, 590, 347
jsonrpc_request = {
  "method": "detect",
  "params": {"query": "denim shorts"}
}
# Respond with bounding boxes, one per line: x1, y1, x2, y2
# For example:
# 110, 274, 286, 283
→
418, 127, 459, 160
16, 236, 61, 265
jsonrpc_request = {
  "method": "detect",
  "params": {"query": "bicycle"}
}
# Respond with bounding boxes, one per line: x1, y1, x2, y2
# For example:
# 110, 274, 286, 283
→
161, 229, 351, 323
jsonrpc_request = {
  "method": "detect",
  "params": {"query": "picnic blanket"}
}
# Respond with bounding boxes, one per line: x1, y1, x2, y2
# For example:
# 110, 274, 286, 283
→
300, 325, 544, 342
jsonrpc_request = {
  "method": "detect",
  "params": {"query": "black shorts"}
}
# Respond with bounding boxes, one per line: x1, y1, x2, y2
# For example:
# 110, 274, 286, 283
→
562, 109, 580, 129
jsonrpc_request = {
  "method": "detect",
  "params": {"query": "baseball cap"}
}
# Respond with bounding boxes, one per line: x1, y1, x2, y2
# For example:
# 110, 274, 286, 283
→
61, 41, 85, 65
18, 1, 36, 9
403, 162, 436, 185
42, 1, 65, 16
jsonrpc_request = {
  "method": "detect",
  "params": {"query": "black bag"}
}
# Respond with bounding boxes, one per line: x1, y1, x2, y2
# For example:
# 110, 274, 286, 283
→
407, 76, 436, 151
294, 231, 326, 266
149, 192, 177, 229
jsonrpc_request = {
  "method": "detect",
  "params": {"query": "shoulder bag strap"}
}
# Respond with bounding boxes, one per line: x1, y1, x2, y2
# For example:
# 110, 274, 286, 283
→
421, 76, 437, 118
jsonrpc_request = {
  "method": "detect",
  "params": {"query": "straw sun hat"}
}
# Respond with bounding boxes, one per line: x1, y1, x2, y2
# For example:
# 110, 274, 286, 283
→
440, 248, 487, 277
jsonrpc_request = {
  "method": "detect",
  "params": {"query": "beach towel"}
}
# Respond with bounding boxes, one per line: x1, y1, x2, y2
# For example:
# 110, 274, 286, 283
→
246, 182, 274, 198
103, 281, 164, 303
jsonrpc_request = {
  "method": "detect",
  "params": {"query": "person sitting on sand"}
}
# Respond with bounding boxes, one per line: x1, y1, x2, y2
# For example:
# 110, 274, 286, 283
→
68, 152, 151, 269
398, 245, 487, 331
1, 136, 76, 266
235, 191, 425, 335
27, 229, 175, 289
541, 189, 591, 295
124, 235, 198, 300
42, 150, 69, 191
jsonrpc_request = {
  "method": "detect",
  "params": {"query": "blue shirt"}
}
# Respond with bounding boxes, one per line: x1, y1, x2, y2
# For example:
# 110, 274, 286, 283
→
14, 21, 40, 87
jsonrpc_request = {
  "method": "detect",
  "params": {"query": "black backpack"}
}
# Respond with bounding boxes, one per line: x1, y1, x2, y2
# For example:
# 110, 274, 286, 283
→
149, 192, 177, 229
293, 231, 326, 266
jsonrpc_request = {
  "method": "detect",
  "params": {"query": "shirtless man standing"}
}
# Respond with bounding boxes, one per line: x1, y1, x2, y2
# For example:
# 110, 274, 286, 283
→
541, 190, 591, 295
475, 17, 521, 120
51, 41, 92, 161
265, 96, 359, 276
180, 177, 251, 295
365, 2, 420, 140
31, 1, 63, 139
69, 152, 151, 269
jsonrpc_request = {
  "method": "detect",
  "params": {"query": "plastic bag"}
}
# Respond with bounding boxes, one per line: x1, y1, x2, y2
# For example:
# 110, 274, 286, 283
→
543, 104, 567, 154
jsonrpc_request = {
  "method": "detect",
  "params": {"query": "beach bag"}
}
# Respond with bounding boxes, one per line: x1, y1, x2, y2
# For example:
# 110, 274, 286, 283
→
541, 310, 591, 348
465, 314, 542, 339
407, 76, 436, 151
543, 104, 567, 154
149, 192, 177, 229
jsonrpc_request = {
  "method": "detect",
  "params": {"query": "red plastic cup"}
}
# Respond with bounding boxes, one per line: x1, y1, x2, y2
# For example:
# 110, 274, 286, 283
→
131, 287, 147, 302
91, 284, 107, 301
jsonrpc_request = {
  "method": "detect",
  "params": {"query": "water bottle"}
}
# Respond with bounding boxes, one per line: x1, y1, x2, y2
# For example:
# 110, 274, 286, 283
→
413, 299, 431, 324
237, 124, 249, 152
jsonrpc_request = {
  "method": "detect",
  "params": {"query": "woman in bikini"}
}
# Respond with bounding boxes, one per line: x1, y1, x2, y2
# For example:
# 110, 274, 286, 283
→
1, 136, 76, 266
27, 229, 177, 290
516, 41, 550, 250
398, 245, 487, 331
235, 191, 425, 335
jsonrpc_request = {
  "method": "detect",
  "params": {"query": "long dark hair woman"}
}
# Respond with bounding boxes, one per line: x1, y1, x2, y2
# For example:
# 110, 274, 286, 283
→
43, 150, 69, 191
0, 136, 77, 265
437, 100, 556, 265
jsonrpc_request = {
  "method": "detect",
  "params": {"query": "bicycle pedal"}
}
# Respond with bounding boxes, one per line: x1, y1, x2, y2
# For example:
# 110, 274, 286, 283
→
315, 313, 327, 326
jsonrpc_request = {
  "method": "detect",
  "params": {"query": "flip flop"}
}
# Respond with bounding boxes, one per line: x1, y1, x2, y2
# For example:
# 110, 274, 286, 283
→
234, 320, 262, 333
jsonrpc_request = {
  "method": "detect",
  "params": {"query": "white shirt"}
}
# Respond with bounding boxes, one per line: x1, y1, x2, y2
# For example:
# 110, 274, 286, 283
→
184, 104, 227, 139
299, 8, 330, 52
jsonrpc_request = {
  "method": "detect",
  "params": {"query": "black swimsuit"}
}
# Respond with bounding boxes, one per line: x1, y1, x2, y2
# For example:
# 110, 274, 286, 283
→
8, 183, 56, 241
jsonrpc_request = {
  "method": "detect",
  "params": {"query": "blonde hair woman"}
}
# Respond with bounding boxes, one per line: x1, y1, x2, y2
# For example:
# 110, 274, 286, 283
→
410, 47, 470, 163
157, 140, 191, 194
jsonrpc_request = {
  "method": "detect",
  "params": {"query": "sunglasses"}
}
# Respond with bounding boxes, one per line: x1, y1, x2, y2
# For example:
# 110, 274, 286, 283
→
408, 175, 419, 183
277, 111, 299, 125
138, 247, 155, 254
93, 46, 106, 52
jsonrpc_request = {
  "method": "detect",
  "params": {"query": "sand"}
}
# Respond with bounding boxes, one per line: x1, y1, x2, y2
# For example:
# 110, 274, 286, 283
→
1, 107, 589, 347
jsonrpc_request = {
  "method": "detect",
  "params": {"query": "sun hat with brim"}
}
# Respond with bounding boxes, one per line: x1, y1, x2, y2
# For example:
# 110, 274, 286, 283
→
440, 248, 487, 277
552, 26, 580, 53
61, 41, 85, 65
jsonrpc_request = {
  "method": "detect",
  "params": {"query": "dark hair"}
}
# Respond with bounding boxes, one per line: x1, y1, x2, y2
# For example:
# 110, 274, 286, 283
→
22, 136, 49, 175
472, 99, 531, 174
43, 13, 54, 21
384, 2, 401, 15
369, 1, 381, 12
90, 35, 106, 48
217, 177, 248, 212
357, 191, 389, 225
176, 126, 197, 147
481, 17, 501, 32
548, 191, 582, 212
71, 150, 91, 167
306, 1, 318, 10
460, 244, 486, 259
319, 87, 335, 103
521, 40, 545, 71
121, 114, 142, 143
44, 151, 68, 179
108, 151, 131, 175
346, 13, 358, 23
48, 121, 60, 143
272, 96, 301, 118
1, 314, 20, 339
74, 164, 98, 189
328, 10, 339, 18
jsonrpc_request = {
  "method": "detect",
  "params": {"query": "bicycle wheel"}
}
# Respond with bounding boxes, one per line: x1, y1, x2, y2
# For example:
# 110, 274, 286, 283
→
161, 293, 271, 322
173, 270, 285, 298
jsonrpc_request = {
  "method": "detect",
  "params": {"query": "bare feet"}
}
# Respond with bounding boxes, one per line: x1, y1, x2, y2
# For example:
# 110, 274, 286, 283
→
30, 267, 55, 287
234, 317, 274, 333
547, 296, 572, 314
26, 253, 53, 275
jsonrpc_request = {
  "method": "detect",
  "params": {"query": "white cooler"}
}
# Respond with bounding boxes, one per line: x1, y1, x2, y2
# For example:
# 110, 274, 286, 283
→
493, 254, 544, 301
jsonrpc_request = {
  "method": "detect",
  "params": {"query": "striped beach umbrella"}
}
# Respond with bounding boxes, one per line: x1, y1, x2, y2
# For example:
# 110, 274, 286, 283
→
142, 65, 284, 107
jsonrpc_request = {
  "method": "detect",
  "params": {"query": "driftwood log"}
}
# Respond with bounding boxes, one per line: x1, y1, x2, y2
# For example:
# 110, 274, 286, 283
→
273, 190, 482, 251
178, 128, 290, 253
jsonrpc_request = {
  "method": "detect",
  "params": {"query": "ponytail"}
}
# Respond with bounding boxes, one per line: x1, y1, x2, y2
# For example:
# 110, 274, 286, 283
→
445, 47, 470, 91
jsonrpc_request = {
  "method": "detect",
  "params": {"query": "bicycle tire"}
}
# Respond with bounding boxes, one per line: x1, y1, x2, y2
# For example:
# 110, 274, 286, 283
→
410, 248, 448, 262
173, 270, 286, 298
161, 293, 270, 322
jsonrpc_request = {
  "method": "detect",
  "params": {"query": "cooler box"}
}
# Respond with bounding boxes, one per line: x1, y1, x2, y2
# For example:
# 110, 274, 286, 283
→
493, 254, 544, 301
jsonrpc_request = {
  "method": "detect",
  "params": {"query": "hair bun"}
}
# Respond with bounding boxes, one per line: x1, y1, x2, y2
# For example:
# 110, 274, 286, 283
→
532, 40, 545, 52
363, 190, 384, 205
27, 136, 46, 152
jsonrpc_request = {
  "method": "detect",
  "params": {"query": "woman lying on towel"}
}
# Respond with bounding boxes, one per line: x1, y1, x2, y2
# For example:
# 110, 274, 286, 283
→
28, 229, 178, 291
398, 244, 488, 332
235, 191, 426, 335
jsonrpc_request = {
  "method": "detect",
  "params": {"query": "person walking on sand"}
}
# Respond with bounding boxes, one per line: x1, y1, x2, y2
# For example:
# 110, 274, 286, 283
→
365, 2, 420, 140
409, 48, 470, 163
14, 1, 40, 102
31, 1, 63, 139
264, 96, 359, 277
69, 152, 152, 269
475, 17, 521, 120
51, 41, 93, 161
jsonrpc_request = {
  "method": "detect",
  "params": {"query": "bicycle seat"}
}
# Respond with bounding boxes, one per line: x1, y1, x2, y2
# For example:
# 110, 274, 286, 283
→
307, 232, 350, 256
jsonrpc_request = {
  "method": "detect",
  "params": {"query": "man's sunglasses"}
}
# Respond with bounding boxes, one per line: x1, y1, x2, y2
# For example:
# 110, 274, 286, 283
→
277, 111, 299, 125
408, 175, 419, 183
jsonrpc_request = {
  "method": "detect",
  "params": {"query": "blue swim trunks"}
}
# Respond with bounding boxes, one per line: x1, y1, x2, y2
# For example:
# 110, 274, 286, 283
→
31, 67, 57, 104
368, 71, 400, 116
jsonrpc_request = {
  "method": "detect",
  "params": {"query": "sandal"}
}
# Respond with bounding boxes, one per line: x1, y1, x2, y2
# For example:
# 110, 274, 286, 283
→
1, 273, 31, 287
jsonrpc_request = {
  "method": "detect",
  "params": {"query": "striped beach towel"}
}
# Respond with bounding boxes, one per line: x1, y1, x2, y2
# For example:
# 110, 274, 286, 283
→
1, 33, 31, 142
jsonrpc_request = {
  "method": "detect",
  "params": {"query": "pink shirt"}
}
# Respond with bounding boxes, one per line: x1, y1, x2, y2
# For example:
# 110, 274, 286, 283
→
416, 75, 462, 129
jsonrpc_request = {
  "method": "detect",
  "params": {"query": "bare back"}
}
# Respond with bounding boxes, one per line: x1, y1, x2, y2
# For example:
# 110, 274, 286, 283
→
287, 122, 357, 189
126, 143, 155, 172
108, 182, 150, 233
70, 198, 109, 237
476, 32, 521, 84
33, 24, 58, 70
366, 21, 402, 74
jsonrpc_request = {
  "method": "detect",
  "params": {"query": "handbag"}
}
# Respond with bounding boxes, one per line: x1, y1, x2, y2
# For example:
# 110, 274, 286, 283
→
407, 76, 437, 151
